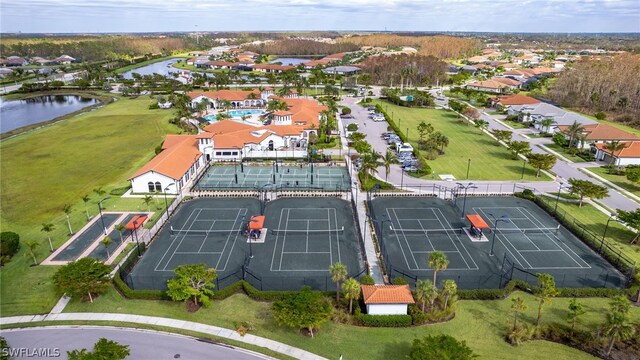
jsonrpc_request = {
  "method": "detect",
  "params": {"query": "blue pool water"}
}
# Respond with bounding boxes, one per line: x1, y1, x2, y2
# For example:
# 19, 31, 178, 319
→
205, 109, 265, 122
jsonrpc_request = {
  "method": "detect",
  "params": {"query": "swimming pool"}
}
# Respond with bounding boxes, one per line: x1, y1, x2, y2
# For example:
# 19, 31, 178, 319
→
204, 109, 265, 122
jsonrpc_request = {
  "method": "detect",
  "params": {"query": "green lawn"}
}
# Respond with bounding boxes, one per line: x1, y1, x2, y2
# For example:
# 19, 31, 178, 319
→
373, 100, 550, 181
0, 94, 180, 316
540, 196, 640, 265
587, 166, 640, 197
63, 287, 640, 360
544, 144, 586, 163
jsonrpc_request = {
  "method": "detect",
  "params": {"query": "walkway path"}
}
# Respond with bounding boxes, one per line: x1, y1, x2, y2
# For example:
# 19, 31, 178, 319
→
0, 313, 326, 360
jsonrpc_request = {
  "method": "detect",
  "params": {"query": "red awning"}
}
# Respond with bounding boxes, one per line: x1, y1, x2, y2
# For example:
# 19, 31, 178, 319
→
466, 214, 490, 229
249, 215, 265, 230
125, 215, 148, 230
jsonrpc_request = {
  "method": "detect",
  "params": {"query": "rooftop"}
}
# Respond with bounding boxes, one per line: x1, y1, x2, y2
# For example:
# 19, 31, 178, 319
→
361, 285, 415, 304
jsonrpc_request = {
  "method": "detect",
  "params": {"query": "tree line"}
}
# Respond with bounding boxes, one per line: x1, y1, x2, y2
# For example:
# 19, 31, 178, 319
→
548, 54, 640, 127
243, 39, 360, 56
339, 34, 479, 59
360, 53, 447, 87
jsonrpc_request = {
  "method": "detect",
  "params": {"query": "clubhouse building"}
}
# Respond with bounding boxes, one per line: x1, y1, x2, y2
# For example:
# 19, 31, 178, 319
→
129, 91, 326, 194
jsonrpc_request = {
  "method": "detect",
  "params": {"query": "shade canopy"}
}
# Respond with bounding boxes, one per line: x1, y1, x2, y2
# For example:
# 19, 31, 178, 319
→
466, 214, 489, 229
125, 215, 148, 230
249, 215, 265, 230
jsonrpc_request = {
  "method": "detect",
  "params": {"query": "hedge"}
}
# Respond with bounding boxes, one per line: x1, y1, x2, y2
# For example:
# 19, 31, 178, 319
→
0, 232, 20, 259
356, 313, 412, 327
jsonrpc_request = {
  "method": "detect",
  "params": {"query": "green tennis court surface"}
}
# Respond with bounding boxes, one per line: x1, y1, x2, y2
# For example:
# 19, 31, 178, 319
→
126, 197, 364, 291
195, 164, 351, 191
369, 196, 627, 289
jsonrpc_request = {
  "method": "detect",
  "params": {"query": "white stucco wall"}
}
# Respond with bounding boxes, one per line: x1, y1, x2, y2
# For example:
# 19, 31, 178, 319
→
366, 304, 408, 315
130, 172, 178, 194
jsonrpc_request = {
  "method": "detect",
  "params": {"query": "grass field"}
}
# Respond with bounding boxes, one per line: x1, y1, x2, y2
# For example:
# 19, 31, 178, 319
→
0, 94, 180, 316
544, 143, 587, 163
373, 100, 550, 181
587, 166, 640, 197
63, 288, 640, 360
541, 196, 640, 265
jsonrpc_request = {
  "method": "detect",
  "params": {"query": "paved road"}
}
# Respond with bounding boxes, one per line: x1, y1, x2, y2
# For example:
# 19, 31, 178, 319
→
1, 327, 273, 360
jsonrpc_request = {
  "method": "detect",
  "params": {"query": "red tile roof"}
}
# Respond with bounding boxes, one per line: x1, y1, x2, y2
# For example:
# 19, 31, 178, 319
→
187, 90, 261, 102
130, 135, 201, 180
250, 64, 296, 71
595, 141, 640, 158
557, 123, 640, 142
361, 285, 415, 304
493, 94, 541, 106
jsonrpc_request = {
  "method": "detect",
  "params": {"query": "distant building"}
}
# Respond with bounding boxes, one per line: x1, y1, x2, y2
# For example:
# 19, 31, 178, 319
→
323, 66, 361, 76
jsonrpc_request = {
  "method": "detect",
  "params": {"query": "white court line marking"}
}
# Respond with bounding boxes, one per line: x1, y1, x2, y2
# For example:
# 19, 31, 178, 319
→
283, 252, 331, 254
217, 209, 247, 271
476, 207, 533, 268
269, 208, 286, 271
175, 252, 222, 254
390, 208, 420, 270
155, 208, 202, 271
431, 208, 478, 270
332, 207, 342, 263
279, 209, 291, 271
417, 219, 436, 252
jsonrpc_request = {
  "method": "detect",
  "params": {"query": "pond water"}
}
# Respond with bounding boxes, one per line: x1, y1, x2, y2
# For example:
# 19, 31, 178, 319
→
270, 58, 309, 66
121, 58, 186, 79
0, 95, 101, 133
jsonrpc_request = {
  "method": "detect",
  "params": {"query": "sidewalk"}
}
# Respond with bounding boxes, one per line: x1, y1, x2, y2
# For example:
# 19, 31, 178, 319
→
0, 313, 326, 360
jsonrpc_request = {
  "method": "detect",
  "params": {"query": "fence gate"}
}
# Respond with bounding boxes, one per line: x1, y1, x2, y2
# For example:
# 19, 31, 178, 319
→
499, 253, 515, 288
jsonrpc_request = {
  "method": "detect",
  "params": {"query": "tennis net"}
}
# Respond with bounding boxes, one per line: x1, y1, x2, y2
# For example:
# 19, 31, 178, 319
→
271, 226, 344, 235
170, 226, 241, 236
489, 226, 560, 235
389, 228, 463, 235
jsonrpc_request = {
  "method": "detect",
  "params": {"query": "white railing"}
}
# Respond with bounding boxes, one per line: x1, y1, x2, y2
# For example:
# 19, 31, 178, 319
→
243, 150, 307, 158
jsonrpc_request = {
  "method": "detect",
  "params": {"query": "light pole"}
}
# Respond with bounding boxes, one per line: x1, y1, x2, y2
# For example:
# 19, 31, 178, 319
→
98, 196, 111, 235
133, 219, 141, 256
600, 214, 618, 252
553, 182, 565, 215
466, 159, 471, 180
163, 183, 175, 221
488, 213, 510, 256
456, 182, 477, 218
234, 160, 238, 184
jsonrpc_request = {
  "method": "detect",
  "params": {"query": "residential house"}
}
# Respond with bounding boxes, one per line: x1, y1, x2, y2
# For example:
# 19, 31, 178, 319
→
302, 59, 332, 69
508, 102, 597, 133
250, 64, 296, 73
323, 66, 361, 76
322, 52, 348, 62
594, 141, 640, 166
466, 55, 491, 64
556, 123, 640, 149
4, 56, 28, 67
465, 79, 514, 94
205, 61, 235, 70
361, 285, 415, 315
188, 89, 265, 109
491, 94, 540, 108
52, 55, 75, 64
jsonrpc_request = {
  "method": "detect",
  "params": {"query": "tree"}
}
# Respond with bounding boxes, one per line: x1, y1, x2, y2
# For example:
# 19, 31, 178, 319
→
93, 187, 107, 204
615, 208, 640, 244
360, 149, 382, 182
24, 240, 39, 265
527, 153, 556, 177
511, 296, 527, 331
101, 236, 112, 259
538, 118, 556, 134
81, 195, 91, 220
63, 203, 73, 235
166, 264, 217, 309
342, 278, 361, 314
565, 121, 583, 149
417, 121, 434, 144
272, 286, 332, 338
626, 167, 640, 184
329, 262, 348, 302
0, 232, 20, 260
53, 258, 111, 302
41, 223, 55, 252
462, 107, 480, 121
415, 279, 438, 312
602, 296, 635, 356
535, 273, 559, 326
440, 279, 458, 310
568, 178, 609, 207
409, 335, 476, 360
492, 129, 513, 145
507, 141, 531, 160
473, 119, 489, 134
0, 336, 9, 360
603, 141, 626, 172
566, 298, 586, 333
142, 195, 153, 212
67, 338, 130, 360
114, 224, 126, 244
382, 150, 397, 182
428, 251, 449, 287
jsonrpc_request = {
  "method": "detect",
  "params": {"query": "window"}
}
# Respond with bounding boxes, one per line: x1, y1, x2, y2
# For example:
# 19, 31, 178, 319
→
148, 182, 154, 192
215, 151, 222, 156
222, 151, 231, 156
155, 182, 161, 192
232, 151, 238, 156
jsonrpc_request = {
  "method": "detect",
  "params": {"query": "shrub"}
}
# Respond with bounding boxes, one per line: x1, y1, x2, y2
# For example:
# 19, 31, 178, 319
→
552, 132, 566, 146
595, 111, 607, 120
341, 107, 352, 115
360, 274, 375, 285
506, 323, 533, 346
148, 102, 160, 110
356, 313, 412, 327
0, 232, 20, 259
392, 277, 409, 285
409, 335, 476, 360
346, 123, 358, 131
409, 304, 428, 325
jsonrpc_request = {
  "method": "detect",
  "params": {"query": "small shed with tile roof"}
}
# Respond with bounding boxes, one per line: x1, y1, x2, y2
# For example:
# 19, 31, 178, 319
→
361, 285, 415, 315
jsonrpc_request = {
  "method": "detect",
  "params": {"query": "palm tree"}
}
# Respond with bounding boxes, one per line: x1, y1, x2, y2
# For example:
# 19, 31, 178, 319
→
427, 251, 449, 287
342, 278, 361, 314
101, 236, 112, 259
360, 149, 382, 182
114, 224, 126, 244
329, 262, 348, 302
415, 279, 438, 312
565, 121, 583, 149
63, 203, 73, 235
604, 141, 626, 173
603, 296, 634, 356
441, 279, 458, 310
142, 195, 153, 212
81, 194, 91, 220
538, 117, 555, 134
24, 240, 39, 265
41, 223, 55, 252
474, 119, 489, 134
382, 150, 397, 182
511, 296, 527, 331
535, 273, 558, 326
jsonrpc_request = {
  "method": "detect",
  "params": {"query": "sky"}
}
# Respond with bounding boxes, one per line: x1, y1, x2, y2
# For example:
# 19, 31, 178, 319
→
1, 0, 639, 33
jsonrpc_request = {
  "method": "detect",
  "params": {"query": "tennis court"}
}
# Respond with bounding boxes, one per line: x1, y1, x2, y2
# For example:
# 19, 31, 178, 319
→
125, 197, 364, 291
369, 196, 626, 289
195, 164, 350, 191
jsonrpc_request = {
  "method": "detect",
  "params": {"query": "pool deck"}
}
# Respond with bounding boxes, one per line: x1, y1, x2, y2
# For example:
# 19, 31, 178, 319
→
204, 109, 266, 126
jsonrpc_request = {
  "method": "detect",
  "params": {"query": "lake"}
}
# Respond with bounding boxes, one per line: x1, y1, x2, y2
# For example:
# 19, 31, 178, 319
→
121, 58, 186, 79
270, 58, 309, 66
0, 95, 100, 133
